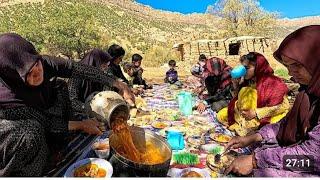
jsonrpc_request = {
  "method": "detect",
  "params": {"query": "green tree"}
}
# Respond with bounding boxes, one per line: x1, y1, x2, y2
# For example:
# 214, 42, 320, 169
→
41, 0, 108, 59
207, 0, 278, 37
144, 45, 179, 67
0, 2, 46, 51
0, 0, 109, 59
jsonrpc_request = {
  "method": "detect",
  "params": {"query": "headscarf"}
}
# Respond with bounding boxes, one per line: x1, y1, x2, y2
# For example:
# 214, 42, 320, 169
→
78, 48, 112, 102
274, 25, 320, 146
203, 57, 232, 90
228, 52, 288, 127
0, 33, 54, 109
191, 63, 204, 75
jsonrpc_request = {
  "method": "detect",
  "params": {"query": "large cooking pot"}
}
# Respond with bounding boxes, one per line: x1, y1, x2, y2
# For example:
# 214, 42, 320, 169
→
85, 91, 130, 129
108, 126, 172, 177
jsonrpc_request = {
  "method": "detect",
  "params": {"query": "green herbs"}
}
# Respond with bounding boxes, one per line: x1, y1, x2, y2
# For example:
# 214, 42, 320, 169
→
209, 146, 224, 155
171, 114, 180, 121
173, 152, 199, 165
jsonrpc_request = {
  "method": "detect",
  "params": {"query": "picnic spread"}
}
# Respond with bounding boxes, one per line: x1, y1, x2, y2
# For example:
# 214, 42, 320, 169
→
61, 83, 251, 178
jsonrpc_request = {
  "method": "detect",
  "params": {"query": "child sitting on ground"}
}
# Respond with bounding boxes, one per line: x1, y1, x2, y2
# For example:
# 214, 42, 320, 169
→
164, 60, 182, 87
123, 62, 143, 95
131, 53, 152, 89
186, 54, 206, 89
123, 62, 134, 86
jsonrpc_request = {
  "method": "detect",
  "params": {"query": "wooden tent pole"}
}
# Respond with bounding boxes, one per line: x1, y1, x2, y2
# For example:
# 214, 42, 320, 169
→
223, 41, 227, 56
216, 42, 219, 56
260, 39, 265, 53
207, 42, 212, 56
246, 39, 249, 52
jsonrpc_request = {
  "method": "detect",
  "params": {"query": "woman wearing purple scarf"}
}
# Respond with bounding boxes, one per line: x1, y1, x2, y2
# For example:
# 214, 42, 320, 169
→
224, 25, 320, 177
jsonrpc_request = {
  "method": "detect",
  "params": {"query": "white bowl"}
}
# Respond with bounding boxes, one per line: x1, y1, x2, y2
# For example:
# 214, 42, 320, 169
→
168, 167, 211, 178
92, 138, 110, 159
64, 158, 113, 177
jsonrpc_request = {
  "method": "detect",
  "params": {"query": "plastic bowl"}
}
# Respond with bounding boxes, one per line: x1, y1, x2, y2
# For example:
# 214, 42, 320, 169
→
231, 65, 247, 79
92, 138, 110, 159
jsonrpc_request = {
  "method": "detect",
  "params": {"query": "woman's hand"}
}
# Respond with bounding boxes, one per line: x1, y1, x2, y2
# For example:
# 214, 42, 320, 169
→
193, 87, 204, 94
80, 118, 105, 135
131, 88, 144, 96
224, 155, 255, 176
232, 78, 241, 89
113, 80, 135, 106
241, 109, 256, 120
232, 77, 244, 93
69, 119, 105, 135
226, 133, 262, 150
197, 102, 207, 113
131, 88, 140, 96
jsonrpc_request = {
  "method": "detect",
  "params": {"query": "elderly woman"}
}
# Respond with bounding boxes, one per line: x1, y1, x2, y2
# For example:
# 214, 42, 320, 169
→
224, 25, 320, 177
0, 33, 134, 176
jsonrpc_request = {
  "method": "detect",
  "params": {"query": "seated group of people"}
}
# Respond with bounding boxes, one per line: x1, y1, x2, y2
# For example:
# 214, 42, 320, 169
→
185, 25, 320, 176
0, 34, 153, 176
190, 52, 290, 137
0, 25, 320, 177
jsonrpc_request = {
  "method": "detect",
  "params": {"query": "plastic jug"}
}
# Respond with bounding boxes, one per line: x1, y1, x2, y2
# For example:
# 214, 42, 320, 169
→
231, 65, 247, 79
166, 131, 184, 150
177, 91, 193, 116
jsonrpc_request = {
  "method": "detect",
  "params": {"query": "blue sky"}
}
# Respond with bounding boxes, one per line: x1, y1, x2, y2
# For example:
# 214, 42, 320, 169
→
136, 0, 320, 18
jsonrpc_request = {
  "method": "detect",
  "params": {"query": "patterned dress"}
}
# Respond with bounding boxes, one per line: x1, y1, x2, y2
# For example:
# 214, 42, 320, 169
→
0, 56, 115, 176
68, 77, 112, 117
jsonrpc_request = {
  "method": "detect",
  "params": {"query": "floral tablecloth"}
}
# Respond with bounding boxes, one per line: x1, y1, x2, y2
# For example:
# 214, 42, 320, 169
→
61, 84, 250, 177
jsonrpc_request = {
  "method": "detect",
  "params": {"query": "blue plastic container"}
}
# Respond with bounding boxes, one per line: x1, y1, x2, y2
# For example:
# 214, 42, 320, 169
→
166, 131, 184, 150
177, 91, 193, 116
231, 65, 247, 79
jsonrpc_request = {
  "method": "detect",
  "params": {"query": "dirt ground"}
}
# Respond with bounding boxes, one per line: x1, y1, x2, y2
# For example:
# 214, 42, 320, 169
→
143, 62, 286, 84
143, 66, 299, 106
143, 67, 189, 84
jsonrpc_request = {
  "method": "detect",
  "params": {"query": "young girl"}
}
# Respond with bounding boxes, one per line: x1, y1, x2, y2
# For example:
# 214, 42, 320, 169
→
218, 52, 290, 136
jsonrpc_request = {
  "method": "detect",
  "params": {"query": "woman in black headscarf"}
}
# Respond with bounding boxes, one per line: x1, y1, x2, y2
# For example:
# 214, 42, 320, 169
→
68, 48, 113, 116
0, 33, 134, 176
106, 44, 129, 84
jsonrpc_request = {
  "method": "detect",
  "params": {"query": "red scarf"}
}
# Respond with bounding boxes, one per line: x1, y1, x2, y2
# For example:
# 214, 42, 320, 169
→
203, 57, 232, 90
227, 53, 289, 127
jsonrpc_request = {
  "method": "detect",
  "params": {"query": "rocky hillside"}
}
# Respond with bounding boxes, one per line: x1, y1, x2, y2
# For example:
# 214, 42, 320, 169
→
276, 16, 320, 38
1, 0, 319, 67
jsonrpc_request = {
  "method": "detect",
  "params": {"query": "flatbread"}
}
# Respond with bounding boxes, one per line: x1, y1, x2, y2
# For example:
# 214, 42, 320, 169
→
210, 134, 232, 143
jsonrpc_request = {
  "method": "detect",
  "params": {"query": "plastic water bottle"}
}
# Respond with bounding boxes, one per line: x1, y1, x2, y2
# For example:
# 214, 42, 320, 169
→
177, 91, 193, 116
